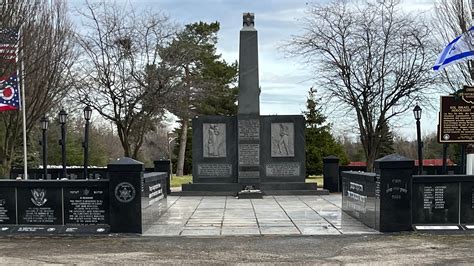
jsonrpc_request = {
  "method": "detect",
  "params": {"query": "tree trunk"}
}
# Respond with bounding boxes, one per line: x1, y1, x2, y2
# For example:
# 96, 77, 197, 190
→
366, 152, 376, 173
0, 158, 11, 178
176, 119, 188, 176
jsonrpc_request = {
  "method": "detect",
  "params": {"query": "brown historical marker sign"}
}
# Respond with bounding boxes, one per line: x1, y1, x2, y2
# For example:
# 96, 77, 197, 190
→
439, 86, 474, 143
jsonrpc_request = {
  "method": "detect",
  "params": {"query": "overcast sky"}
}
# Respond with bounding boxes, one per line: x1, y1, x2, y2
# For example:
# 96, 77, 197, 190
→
73, 0, 437, 139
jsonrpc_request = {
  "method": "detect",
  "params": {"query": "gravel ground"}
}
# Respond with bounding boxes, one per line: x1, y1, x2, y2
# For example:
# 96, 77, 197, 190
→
0, 233, 473, 264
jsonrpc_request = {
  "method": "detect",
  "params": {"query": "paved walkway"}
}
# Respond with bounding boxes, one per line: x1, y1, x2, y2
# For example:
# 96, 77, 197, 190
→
143, 194, 379, 236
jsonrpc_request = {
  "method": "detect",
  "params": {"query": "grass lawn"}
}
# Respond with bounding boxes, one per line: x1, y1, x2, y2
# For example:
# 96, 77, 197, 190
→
306, 175, 323, 188
170, 175, 192, 187
171, 174, 324, 188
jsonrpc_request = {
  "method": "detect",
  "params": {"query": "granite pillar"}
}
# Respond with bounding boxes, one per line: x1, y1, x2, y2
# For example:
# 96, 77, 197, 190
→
154, 160, 171, 195
108, 157, 143, 234
323, 156, 340, 192
374, 154, 413, 232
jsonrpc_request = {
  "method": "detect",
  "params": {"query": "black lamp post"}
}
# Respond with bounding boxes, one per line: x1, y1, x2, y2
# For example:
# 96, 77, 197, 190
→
40, 115, 49, 179
59, 109, 68, 179
413, 104, 423, 175
83, 106, 92, 179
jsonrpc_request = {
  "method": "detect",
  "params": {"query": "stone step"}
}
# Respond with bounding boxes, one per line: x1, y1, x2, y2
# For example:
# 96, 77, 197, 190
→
181, 183, 241, 192
263, 189, 329, 195
260, 182, 317, 191
171, 191, 237, 196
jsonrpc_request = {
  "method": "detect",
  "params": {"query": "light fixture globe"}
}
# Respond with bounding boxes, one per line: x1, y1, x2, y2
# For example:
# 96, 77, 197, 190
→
40, 115, 49, 130
59, 109, 68, 124
413, 104, 422, 120
84, 106, 92, 121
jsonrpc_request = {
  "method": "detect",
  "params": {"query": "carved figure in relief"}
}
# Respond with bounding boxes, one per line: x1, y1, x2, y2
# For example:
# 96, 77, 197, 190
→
277, 123, 289, 155
208, 124, 220, 156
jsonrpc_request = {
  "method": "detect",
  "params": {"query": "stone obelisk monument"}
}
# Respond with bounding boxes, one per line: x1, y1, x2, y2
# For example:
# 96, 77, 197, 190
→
238, 13, 259, 115
182, 13, 319, 195
237, 13, 261, 187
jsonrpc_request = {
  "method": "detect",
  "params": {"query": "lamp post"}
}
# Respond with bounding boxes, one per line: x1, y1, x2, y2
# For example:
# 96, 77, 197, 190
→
167, 132, 177, 179
413, 104, 423, 175
40, 115, 49, 179
83, 106, 92, 179
58, 109, 68, 179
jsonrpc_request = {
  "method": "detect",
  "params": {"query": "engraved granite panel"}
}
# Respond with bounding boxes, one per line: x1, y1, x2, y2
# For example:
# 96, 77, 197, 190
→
238, 144, 260, 166
238, 119, 260, 140
191, 116, 238, 185
260, 115, 306, 183
266, 162, 300, 177
197, 164, 232, 177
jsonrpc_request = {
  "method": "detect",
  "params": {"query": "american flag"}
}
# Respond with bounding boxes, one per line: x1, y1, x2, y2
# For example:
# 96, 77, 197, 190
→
0, 72, 19, 111
0, 27, 18, 61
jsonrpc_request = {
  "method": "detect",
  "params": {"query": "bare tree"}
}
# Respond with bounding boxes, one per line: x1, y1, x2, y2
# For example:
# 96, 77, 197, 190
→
0, 0, 75, 176
74, 1, 176, 159
289, 0, 435, 170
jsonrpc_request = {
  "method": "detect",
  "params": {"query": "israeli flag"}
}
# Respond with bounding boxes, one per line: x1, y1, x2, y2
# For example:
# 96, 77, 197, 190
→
433, 26, 474, 71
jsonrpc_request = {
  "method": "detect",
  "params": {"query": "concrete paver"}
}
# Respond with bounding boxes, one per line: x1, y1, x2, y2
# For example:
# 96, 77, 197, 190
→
143, 194, 379, 236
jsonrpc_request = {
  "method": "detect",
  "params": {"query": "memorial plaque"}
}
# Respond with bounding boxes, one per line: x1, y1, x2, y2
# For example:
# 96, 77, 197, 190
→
238, 144, 259, 165
0, 187, 16, 224
17, 187, 62, 225
413, 183, 459, 224
343, 179, 368, 216
265, 162, 300, 177
64, 187, 109, 225
439, 95, 474, 143
147, 183, 163, 206
384, 178, 408, 201
238, 119, 259, 140
460, 182, 474, 224
197, 164, 232, 177
270, 123, 294, 157
203, 123, 226, 158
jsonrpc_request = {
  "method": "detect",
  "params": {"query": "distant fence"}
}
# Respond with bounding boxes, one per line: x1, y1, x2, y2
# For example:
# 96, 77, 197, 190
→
9, 168, 107, 180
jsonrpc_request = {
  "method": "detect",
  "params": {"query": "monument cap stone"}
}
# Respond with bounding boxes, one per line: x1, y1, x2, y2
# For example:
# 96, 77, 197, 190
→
107, 157, 144, 172
323, 155, 340, 163
375, 154, 413, 170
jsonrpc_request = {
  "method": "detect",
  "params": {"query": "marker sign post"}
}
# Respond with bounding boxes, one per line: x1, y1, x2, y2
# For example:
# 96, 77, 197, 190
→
439, 86, 474, 143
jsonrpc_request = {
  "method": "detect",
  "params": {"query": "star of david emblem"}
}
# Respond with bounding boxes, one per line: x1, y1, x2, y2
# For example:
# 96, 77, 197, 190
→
114, 182, 136, 203
243, 12, 254, 27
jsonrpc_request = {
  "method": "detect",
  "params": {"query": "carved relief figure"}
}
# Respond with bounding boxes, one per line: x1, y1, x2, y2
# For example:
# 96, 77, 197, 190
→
271, 122, 294, 157
208, 124, 220, 156
203, 123, 226, 158
278, 123, 289, 155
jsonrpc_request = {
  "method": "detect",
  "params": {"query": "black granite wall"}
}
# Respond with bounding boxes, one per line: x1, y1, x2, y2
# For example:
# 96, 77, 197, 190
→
260, 115, 306, 183
192, 116, 238, 184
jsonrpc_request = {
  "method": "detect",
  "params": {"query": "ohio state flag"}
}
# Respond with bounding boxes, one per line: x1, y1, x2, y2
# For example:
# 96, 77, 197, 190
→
0, 72, 20, 111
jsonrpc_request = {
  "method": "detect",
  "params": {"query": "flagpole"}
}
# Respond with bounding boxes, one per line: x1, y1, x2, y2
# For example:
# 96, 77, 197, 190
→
19, 24, 27, 180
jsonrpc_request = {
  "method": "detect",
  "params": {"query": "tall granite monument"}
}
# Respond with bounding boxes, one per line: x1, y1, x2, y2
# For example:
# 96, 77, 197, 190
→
182, 13, 320, 194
